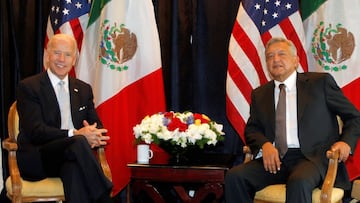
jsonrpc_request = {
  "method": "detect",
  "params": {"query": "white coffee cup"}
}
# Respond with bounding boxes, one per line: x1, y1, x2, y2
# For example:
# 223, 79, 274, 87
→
137, 144, 153, 164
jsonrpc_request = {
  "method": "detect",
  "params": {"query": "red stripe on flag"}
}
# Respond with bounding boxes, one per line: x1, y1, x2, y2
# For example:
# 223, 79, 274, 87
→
260, 31, 272, 48
226, 95, 247, 144
227, 55, 253, 104
69, 18, 84, 52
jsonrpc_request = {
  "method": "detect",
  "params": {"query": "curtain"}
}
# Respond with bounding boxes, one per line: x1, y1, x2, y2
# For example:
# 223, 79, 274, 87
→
1, 0, 50, 137
154, 0, 242, 156
0, 1, 50, 201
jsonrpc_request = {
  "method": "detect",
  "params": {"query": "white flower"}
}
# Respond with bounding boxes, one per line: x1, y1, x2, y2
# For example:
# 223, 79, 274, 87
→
204, 129, 217, 145
213, 123, 224, 134
142, 133, 153, 144
133, 111, 225, 149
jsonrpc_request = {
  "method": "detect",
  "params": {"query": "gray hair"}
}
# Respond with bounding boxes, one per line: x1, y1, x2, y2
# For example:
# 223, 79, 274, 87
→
265, 37, 297, 56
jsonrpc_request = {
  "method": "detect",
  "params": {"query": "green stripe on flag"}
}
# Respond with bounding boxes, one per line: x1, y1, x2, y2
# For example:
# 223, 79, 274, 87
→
300, 0, 327, 21
87, 0, 111, 28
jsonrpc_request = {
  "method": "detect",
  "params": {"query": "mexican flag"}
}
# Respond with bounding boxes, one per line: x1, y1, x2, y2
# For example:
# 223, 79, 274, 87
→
76, 0, 166, 194
301, 0, 360, 180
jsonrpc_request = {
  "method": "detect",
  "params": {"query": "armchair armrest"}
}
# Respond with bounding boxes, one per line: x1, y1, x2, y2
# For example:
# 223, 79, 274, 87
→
2, 137, 18, 151
320, 149, 340, 203
97, 147, 112, 182
2, 137, 22, 198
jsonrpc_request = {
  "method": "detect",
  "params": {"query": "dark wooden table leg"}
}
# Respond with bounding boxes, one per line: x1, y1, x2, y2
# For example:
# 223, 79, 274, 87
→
173, 185, 192, 202
132, 181, 166, 203
173, 183, 223, 203
191, 183, 223, 203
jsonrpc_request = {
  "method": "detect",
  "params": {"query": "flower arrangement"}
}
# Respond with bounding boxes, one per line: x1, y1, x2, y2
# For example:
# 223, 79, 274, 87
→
133, 111, 225, 150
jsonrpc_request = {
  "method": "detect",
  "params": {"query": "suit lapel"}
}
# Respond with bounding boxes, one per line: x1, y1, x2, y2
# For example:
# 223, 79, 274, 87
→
39, 72, 61, 126
297, 73, 311, 122
69, 78, 81, 127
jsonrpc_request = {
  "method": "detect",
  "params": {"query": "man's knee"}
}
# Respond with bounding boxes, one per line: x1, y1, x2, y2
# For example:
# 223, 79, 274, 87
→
70, 135, 89, 146
225, 165, 247, 185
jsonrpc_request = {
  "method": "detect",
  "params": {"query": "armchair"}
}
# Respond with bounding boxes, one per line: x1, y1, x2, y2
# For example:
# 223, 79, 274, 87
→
2, 101, 112, 203
243, 146, 344, 203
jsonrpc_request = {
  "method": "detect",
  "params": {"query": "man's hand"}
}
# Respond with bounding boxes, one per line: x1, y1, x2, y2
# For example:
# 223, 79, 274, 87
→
74, 120, 110, 148
262, 142, 282, 174
331, 141, 351, 162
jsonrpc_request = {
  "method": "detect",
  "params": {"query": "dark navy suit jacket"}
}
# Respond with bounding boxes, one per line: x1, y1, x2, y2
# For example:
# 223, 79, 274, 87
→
245, 72, 360, 189
16, 71, 102, 179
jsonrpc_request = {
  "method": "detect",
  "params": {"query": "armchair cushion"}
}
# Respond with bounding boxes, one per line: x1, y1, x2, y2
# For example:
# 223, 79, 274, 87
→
254, 184, 344, 203
5, 177, 64, 197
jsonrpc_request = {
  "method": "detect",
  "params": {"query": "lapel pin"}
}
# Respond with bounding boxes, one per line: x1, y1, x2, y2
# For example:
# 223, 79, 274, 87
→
74, 88, 78, 92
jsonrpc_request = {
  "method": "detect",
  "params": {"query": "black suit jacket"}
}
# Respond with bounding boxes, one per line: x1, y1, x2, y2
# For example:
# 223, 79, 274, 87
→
16, 71, 102, 179
245, 72, 360, 188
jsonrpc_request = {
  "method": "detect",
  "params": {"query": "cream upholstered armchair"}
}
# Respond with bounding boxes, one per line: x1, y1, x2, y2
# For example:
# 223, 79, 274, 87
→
2, 101, 112, 203
243, 146, 344, 203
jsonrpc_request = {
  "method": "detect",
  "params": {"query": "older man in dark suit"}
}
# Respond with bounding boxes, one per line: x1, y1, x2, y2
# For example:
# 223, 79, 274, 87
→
16, 34, 112, 203
225, 37, 360, 203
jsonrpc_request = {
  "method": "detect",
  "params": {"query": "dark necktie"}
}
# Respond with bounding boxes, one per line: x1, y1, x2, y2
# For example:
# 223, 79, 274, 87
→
275, 84, 287, 158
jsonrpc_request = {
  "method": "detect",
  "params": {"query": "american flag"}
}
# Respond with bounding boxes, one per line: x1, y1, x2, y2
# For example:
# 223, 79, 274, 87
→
44, 0, 91, 58
226, 0, 307, 144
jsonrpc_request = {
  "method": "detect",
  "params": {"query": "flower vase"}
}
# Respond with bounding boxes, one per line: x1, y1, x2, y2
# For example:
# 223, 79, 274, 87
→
159, 142, 199, 165
159, 142, 185, 164
168, 151, 189, 165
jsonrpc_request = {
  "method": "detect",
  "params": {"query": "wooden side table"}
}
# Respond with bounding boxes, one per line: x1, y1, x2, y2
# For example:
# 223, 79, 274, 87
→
127, 163, 228, 203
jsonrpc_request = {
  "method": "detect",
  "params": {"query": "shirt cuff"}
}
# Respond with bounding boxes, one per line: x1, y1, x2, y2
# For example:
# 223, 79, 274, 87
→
68, 129, 76, 137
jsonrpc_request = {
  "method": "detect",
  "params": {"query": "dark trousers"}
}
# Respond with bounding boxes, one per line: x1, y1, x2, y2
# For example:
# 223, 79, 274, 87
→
40, 136, 113, 203
225, 149, 321, 203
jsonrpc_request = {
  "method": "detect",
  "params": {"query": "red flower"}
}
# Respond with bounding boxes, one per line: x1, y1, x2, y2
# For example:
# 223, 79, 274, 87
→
164, 112, 174, 119
167, 117, 188, 132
